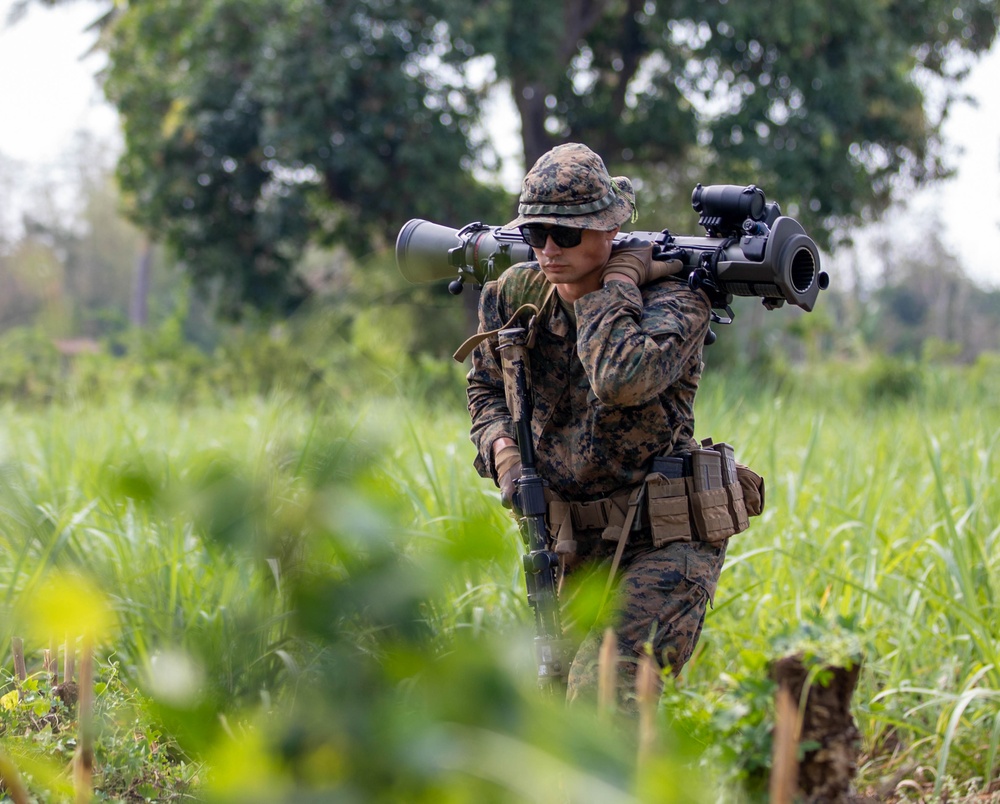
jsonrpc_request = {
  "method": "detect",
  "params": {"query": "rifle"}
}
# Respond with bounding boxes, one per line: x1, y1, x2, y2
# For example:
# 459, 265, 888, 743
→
496, 325, 568, 690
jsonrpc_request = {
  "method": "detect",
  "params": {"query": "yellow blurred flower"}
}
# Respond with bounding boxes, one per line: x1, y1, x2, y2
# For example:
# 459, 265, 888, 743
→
23, 571, 117, 640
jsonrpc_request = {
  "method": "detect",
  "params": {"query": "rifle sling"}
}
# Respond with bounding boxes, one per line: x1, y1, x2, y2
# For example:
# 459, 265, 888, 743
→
548, 484, 648, 604
452, 284, 557, 362
457, 280, 634, 612
602, 484, 645, 606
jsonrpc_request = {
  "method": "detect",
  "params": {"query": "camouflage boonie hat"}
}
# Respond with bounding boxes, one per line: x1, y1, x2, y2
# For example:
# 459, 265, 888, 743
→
506, 142, 636, 231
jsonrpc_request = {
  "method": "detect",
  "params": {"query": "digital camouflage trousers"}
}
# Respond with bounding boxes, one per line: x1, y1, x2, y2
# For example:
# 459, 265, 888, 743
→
560, 535, 726, 710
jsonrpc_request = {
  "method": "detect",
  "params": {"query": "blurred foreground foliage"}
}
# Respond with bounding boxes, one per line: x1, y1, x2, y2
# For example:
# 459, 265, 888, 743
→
1, 317, 999, 801
0, 323, 709, 801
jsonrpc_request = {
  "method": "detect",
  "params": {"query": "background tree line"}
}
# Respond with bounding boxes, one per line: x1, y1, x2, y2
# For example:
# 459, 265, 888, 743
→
1, 0, 998, 365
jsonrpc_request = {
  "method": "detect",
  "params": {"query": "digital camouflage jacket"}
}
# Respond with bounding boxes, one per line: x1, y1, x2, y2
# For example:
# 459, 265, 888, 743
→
467, 262, 712, 502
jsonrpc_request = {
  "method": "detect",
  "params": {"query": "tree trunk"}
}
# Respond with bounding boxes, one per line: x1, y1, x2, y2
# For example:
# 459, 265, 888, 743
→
513, 0, 619, 168
130, 237, 152, 328
514, 81, 555, 168
771, 654, 862, 803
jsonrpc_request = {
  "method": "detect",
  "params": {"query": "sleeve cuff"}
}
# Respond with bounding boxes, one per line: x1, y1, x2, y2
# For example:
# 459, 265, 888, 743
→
473, 420, 514, 480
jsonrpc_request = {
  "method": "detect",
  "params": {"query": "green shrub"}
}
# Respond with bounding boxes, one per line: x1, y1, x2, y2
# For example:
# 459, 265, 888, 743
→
0, 328, 64, 403
860, 355, 925, 403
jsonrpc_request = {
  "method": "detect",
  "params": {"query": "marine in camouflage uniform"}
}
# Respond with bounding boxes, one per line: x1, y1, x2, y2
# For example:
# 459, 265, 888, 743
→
465, 143, 726, 706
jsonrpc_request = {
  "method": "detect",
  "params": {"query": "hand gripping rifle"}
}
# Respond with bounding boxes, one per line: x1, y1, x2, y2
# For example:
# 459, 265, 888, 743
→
496, 325, 568, 690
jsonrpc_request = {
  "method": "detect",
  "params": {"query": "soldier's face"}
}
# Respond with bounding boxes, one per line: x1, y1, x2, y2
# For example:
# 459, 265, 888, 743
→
533, 226, 617, 300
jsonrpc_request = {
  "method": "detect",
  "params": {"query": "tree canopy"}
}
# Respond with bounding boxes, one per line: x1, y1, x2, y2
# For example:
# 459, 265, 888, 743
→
71, 0, 1000, 313
464, 0, 997, 227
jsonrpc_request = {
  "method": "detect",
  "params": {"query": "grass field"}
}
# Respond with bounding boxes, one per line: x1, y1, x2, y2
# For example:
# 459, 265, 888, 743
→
0, 352, 998, 801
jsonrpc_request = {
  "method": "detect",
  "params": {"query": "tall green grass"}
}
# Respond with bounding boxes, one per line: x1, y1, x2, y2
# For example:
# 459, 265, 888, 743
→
0, 352, 998, 800
691, 362, 1000, 798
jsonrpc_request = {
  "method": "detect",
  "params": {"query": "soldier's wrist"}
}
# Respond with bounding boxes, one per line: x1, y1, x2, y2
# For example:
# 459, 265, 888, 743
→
493, 436, 516, 454
493, 442, 521, 483
602, 271, 638, 286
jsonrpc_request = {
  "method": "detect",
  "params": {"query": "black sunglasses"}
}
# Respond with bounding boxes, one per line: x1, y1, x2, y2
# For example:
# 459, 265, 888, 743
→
519, 224, 584, 249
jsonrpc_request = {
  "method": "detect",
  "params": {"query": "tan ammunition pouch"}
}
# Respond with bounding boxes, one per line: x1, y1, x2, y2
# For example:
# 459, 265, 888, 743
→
737, 463, 765, 518
547, 441, 765, 560
645, 473, 695, 545
646, 472, 746, 546
646, 441, 765, 546
546, 442, 764, 605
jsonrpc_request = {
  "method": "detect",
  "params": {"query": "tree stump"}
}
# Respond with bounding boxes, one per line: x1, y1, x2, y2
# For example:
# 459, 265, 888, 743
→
771, 653, 862, 803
